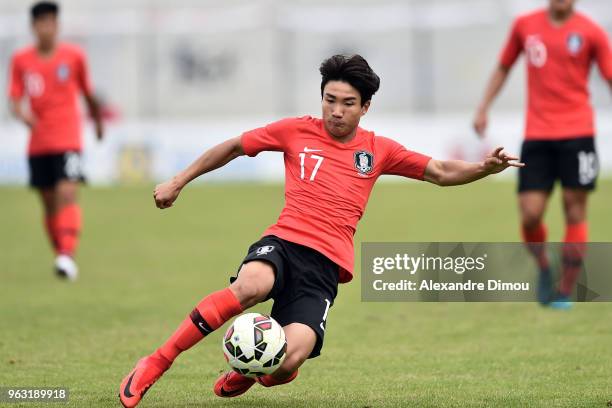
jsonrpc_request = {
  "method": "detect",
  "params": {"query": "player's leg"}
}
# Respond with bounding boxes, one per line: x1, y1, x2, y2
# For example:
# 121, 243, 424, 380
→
517, 140, 555, 304
216, 240, 338, 398
35, 151, 86, 279
256, 251, 337, 388
257, 322, 316, 384
29, 155, 61, 255
557, 189, 588, 301
120, 260, 274, 408
213, 322, 313, 398
551, 138, 597, 308
37, 187, 59, 252
52, 180, 82, 278
157, 261, 273, 363
519, 190, 550, 257
519, 190, 553, 303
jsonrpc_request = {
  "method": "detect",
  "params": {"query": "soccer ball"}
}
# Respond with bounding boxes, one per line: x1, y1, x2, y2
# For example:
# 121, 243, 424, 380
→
222, 313, 287, 378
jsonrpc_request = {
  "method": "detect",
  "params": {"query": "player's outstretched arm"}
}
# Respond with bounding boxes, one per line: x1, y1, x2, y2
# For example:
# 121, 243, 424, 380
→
473, 64, 511, 138
153, 136, 244, 209
424, 146, 524, 187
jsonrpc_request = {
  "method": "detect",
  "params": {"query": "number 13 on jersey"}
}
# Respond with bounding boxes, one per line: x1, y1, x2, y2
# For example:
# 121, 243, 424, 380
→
299, 153, 324, 181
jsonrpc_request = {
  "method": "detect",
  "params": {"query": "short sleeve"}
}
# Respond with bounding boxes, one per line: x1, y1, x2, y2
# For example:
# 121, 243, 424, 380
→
75, 48, 93, 95
240, 117, 297, 157
592, 25, 612, 80
8, 54, 24, 100
379, 137, 431, 180
499, 18, 523, 69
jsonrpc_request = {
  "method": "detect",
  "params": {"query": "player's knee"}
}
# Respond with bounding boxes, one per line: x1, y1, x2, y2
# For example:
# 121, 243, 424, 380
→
521, 213, 543, 230
56, 182, 78, 207
229, 264, 274, 308
229, 281, 263, 308
280, 346, 310, 374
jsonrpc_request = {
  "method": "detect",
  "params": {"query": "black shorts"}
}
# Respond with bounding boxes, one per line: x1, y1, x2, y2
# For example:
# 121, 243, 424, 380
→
28, 151, 86, 189
518, 137, 598, 192
232, 235, 340, 359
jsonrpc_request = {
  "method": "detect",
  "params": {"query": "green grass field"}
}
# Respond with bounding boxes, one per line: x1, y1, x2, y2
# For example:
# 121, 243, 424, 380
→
1, 180, 612, 407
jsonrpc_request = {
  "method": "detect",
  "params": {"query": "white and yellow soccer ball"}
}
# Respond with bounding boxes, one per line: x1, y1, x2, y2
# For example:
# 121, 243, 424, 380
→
222, 313, 287, 378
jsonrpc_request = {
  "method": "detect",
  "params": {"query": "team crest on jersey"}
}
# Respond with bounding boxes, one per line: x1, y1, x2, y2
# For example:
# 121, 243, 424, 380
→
56, 64, 70, 81
567, 33, 583, 55
256, 245, 275, 256
354, 151, 374, 175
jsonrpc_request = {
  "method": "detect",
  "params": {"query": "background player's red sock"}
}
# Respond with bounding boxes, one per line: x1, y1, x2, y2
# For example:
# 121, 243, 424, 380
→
154, 288, 243, 364
559, 222, 588, 296
44, 215, 59, 254
521, 223, 549, 270
257, 370, 298, 387
54, 204, 82, 256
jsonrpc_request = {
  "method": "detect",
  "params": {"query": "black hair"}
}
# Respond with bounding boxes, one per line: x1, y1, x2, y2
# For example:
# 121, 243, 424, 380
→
31, 1, 59, 20
319, 54, 380, 106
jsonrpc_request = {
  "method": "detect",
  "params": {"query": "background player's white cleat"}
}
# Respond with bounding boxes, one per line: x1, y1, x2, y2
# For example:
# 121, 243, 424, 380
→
55, 255, 78, 281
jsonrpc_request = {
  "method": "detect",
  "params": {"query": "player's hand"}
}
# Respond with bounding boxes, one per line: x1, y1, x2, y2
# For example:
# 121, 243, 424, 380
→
473, 108, 488, 138
95, 120, 104, 141
153, 179, 182, 209
483, 146, 524, 174
22, 113, 37, 130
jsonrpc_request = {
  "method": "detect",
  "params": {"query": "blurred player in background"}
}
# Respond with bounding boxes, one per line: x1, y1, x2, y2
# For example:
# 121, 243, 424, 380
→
473, 0, 612, 308
8, 1, 104, 280
119, 54, 523, 407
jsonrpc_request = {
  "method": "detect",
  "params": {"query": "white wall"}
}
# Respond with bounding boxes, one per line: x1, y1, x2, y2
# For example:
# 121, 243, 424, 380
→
1, 0, 610, 119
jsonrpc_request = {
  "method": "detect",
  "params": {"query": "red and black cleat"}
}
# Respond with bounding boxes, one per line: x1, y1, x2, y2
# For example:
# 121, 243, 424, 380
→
119, 355, 171, 408
214, 371, 256, 398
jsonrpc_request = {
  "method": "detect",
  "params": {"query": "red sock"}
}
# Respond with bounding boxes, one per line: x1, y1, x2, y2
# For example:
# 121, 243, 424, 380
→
155, 288, 243, 364
257, 370, 298, 387
559, 222, 588, 296
521, 223, 549, 270
44, 215, 59, 253
54, 204, 82, 256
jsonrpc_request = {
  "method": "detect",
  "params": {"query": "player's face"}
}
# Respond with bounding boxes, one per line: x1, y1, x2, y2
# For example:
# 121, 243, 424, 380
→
548, 0, 576, 14
321, 81, 370, 139
32, 14, 58, 48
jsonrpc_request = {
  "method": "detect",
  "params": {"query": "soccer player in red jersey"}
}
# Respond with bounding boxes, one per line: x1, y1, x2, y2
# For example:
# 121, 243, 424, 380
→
8, 2, 104, 280
119, 54, 522, 407
473, 0, 612, 308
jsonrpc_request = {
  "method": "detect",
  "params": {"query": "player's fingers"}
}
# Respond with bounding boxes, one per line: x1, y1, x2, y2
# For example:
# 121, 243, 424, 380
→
491, 146, 504, 157
507, 161, 525, 168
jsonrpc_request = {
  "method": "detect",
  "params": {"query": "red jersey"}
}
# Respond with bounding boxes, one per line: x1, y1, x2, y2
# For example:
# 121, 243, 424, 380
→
241, 116, 431, 283
499, 9, 612, 139
8, 43, 93, 156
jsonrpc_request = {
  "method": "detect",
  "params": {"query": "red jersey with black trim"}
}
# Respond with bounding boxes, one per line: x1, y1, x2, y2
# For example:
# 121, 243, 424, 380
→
8, 43, 93, 156
241, 116, 431, 283
499, 9, 612, 139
